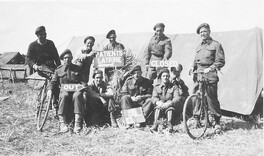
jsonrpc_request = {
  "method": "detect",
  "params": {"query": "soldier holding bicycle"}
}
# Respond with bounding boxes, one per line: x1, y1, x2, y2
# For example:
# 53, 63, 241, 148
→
26, 26, 61, 76
189, 23, 225, 132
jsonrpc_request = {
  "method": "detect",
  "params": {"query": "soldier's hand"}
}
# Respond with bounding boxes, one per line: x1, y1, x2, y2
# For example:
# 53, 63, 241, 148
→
204, 67, 211, 73
131, 96, 137, 102
156, 101, 163, 107
145, 65, 150, 71
33, 64, 39, 71
188, 67, 194, 75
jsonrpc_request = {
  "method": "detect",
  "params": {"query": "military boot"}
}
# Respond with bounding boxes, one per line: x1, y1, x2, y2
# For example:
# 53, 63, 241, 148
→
59, 115, 68, 133
150, 109, 160, 131
74, 114, 82, 133
167, 110, 173, 133
110, 112, 118, 128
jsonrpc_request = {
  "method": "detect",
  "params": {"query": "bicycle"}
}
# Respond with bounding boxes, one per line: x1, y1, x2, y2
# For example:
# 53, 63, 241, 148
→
35, 65, 57, 131
182, 70, 211, 139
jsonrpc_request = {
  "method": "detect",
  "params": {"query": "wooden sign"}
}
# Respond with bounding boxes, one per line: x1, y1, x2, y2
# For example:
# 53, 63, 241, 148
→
94, 50, 125, 68
60, 84, 85, 92
121, 107, 146, 125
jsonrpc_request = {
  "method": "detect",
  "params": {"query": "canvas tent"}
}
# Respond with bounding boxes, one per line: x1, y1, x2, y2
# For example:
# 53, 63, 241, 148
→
62, 27, 263, 115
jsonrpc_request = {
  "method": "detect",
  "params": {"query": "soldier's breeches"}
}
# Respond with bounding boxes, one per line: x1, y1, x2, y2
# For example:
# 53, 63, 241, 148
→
58, 91, 84, 115
120, 95, 133, 110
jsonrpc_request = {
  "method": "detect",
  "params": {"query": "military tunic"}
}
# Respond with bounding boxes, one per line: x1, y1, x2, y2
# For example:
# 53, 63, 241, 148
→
152, 82, 181, 113
120, 76, 153, 117
192, 37, 225, 119
48, 63, 87, 116
145, 34, 172, 80
74, 47, 96, 83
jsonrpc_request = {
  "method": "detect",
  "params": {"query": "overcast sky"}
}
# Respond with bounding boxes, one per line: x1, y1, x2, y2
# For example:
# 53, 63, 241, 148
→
0, 0, 263, 54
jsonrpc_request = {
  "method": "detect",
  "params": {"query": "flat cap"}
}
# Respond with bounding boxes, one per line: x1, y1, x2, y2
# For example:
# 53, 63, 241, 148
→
92, 69, 103, 78
106, 30, 116, 39
84, 36, 95, 44
158, 67, 170, 79
196, 23, 210, 34
35, 26, 46, 35
153, 23, 165, 31
60, 49, 72, 60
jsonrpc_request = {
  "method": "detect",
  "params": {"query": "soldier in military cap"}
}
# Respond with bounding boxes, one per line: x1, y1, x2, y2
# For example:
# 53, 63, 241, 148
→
47, 49, 88, 133
26, 26, 61, 76
87, 69, 118, 128
120, 65, 153, 128
103, 30, 125, 51
145, 23, 172, 81
189, 23, 225, 133
170, 64, 189, 119
75, 36, 97, 83
150, 68, 181, 133
103, 29, 125, 82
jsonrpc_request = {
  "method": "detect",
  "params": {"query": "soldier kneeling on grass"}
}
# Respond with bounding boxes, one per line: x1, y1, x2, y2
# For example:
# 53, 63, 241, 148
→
150, 68, 181, 133
47, 49, 88, 133
87, 69, 118, 128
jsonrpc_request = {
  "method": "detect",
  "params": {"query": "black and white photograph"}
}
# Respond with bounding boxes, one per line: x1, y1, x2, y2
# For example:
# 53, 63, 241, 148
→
0, 0, 263, 155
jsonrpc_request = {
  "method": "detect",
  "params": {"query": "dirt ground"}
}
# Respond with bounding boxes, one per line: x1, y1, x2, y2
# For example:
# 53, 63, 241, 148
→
0, 83, 263, 156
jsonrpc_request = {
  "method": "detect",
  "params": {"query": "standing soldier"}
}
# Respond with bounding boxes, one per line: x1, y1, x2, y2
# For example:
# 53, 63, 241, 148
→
26, 26, 61, 76
103, 30, 125, 51
47, 49, 88, 133
103, 30, 125, 82
170, 64, 189, 120
75, 36, 97, 83
145, 23, 172, 81
120, 65, 153, 128
189, 23, 225, 133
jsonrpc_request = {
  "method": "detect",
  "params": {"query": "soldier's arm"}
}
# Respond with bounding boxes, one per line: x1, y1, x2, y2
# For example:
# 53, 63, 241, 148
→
26, 43, 36, 68
163, 39, 172, 60
210, 43, 225, 70
47, 70, 59, 91
152, 87, 160, 105
51, 41, 61, 66
171, 86, 181, 107
144, 40, 152, 65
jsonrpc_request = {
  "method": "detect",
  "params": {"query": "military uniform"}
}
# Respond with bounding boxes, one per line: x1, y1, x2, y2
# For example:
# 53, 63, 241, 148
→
103, 42, 125, 51
48, 63, 87, 116
145, 34, 172, 80
152, 82, 181, 112
74, 47, 96, 83
171, 78, 189, 116
120, 76, 153, 117
192, 37, 225, 121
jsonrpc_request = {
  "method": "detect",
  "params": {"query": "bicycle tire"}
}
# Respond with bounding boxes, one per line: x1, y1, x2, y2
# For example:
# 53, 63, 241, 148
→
183, 94, 208, 139
36, 83, 52, 131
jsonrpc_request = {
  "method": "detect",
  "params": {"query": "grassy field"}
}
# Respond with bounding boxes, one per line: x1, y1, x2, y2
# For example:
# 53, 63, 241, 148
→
0, 83, 263, 156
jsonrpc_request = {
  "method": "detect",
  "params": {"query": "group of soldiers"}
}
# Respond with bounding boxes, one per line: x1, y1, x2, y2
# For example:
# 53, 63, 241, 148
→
26, 22, 225, 134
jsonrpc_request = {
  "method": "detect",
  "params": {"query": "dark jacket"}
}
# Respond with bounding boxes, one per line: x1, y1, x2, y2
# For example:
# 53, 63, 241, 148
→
26, 40, 60, 69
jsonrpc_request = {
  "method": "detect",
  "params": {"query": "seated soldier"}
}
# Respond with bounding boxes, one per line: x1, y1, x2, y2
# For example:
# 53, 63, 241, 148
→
47, 49, 88, 133
150, 68, 181, 133
88, 69, 118, 128
120, 65, 153, 128
170, 64, 189, 120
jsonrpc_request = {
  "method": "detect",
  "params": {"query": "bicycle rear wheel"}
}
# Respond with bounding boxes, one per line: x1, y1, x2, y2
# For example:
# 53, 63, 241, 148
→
183, 94, 208, 139
36, 84, 52, 131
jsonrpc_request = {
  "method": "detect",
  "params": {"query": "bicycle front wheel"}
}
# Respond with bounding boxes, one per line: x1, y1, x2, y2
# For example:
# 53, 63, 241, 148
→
183, 94, 208, 139
36, 84, 52, 131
